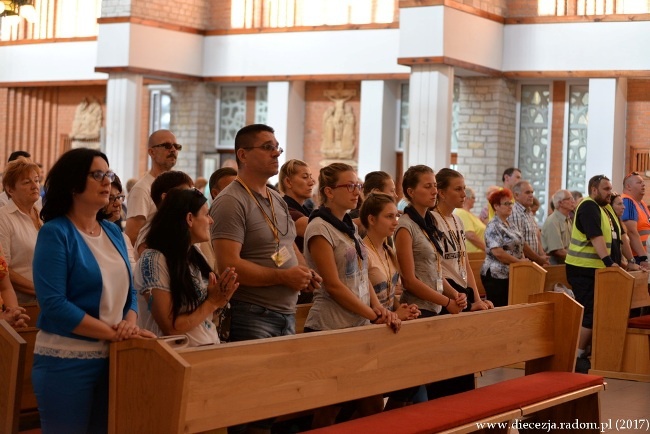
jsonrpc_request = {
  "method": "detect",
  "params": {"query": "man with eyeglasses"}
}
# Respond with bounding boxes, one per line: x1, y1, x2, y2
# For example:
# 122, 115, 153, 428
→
541, 189, 575, 264
566, 174, 620, 373
508, 181, 549, 266
621, 171, 650, 268
124, 129, 181, 245
211, 124, 321, 433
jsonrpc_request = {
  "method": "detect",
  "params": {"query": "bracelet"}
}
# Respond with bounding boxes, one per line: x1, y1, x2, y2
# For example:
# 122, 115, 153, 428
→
601, 256, 615, 267
370, 313, 380, 323
445, 297, 451, 308
629, 257, 636, 264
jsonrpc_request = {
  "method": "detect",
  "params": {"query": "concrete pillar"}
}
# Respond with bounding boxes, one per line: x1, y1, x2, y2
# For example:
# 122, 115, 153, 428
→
586, 78, 627, 189
357, 80, 399, 180
266, 81, 306, 182
105, 73, 143, 181
405, 64, 454, 170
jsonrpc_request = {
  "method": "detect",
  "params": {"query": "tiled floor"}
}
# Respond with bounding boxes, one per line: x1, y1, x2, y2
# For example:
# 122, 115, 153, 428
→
479, 368, 650, 433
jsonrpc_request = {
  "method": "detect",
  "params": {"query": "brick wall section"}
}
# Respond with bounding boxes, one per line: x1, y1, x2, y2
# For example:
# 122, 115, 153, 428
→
303, 82, 361, 180
101, 0, 132, 17
455, 77, 517, 213
171, 82, 217, 180
102, 0, 210, 29
548, 80, 566, 213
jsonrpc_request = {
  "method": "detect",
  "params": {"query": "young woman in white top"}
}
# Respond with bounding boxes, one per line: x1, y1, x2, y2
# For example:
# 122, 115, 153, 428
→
136, 188, 239, 346
304, 163, 400, 427
433, 168, 493, 312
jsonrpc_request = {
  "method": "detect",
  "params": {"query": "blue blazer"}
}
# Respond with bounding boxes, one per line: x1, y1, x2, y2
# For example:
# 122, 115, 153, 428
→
33, 217, 137, 341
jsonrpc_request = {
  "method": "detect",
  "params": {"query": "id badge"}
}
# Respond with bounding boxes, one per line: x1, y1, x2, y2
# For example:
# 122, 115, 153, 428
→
611, 230, 618, 240
436, 277, 444, 293
271, 245, 292, 267
460, 268, 467, 283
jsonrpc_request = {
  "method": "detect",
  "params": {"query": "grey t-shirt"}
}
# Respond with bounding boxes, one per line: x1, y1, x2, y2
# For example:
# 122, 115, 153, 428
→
395, 215, 443, 314
304, 217, 370, 331
210, 181, 299, 314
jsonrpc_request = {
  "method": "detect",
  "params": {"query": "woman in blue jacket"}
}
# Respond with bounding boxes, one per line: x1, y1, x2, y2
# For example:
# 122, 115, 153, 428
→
32, 148, 155, 434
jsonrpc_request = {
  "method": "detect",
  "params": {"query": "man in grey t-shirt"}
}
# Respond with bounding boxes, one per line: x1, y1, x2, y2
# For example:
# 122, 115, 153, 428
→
211, 124, 321, 344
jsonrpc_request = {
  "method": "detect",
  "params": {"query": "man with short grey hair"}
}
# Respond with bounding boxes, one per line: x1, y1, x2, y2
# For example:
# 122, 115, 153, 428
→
542, 189, 575, 264
509, 181, 549, 266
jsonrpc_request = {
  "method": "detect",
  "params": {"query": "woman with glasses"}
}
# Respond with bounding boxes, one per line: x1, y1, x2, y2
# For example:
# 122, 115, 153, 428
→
135, 188, 239, 344
32, 148, 156, 434
97, 174, 136, 270
303, 163, 399, 427
98, 174, 126, 228
480, 188, 527, 307
0, 157, 43, 304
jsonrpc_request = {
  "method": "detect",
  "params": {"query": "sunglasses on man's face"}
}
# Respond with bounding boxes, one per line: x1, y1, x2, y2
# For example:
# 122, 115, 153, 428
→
151, 142, 182, 151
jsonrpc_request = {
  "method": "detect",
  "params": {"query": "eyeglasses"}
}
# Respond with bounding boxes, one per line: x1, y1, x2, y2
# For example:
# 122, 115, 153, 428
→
334, 183, 363, 193
151, 142, 182, 151
499, 201, 515, 207
109, 194, 125, 204
88, 171, 116, 182
242, 144, 284, 154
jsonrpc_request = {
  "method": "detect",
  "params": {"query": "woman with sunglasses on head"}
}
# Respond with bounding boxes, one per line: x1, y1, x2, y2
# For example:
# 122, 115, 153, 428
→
433, 168, 493, 312
135, 188, 239, 344
480, 188, 528, 307
32, 148, 156, 434
303, 163, 400, 427
0, 156, 43, 304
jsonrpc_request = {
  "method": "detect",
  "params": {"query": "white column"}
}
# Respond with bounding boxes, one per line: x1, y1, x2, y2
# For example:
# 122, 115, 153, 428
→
406, 64, 454, 170
586, 78, 627, 188
105, 73, 143, 180
357, 80, 399, 180
266, 81, 306, 167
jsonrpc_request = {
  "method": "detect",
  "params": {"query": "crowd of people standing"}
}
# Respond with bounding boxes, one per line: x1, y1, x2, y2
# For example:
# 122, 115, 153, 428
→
1, 124, 647, 433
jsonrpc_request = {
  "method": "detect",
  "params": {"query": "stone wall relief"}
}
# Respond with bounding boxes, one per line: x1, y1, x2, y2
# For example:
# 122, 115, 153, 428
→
70, 96, 103, 150
321, 83, 357, 167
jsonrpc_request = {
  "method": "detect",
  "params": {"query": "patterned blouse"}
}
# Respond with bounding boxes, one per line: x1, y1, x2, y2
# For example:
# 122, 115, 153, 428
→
481, 217, 524, 280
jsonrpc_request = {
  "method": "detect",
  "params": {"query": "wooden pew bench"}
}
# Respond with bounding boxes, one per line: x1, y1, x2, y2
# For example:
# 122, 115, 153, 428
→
508, 262, 570, 305
0, 322, 39, 434
591, 268, 650, 382
0, 320, 26, 434
108, 292, 605, 434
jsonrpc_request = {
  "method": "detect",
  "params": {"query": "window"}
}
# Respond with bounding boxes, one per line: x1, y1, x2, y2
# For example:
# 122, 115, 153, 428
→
566, 85, 589, 193
518, 84, 551, 223
217, 85, 268, 149
149, 86, 172, 134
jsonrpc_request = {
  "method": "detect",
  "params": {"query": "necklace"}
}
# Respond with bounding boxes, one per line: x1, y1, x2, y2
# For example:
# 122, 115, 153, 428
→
434, 207, 467, 283
365, 235, 393, 293
68, 215, 99, 235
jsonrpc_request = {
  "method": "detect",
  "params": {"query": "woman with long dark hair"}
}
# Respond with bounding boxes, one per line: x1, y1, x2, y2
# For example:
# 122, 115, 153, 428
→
32, 148, 155, 433
135, 188, 238, 345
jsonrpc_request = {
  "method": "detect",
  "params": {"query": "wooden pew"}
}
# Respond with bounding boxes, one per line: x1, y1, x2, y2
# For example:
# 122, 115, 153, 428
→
109, 292, 604, 434
295, 303, 312, 334
0, 320, 26, 434
508, 262, 570, 305
468, 258, 486, 297
467, 251, 485, 261
591, 268, 650, 382
19, 301, 39, 328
